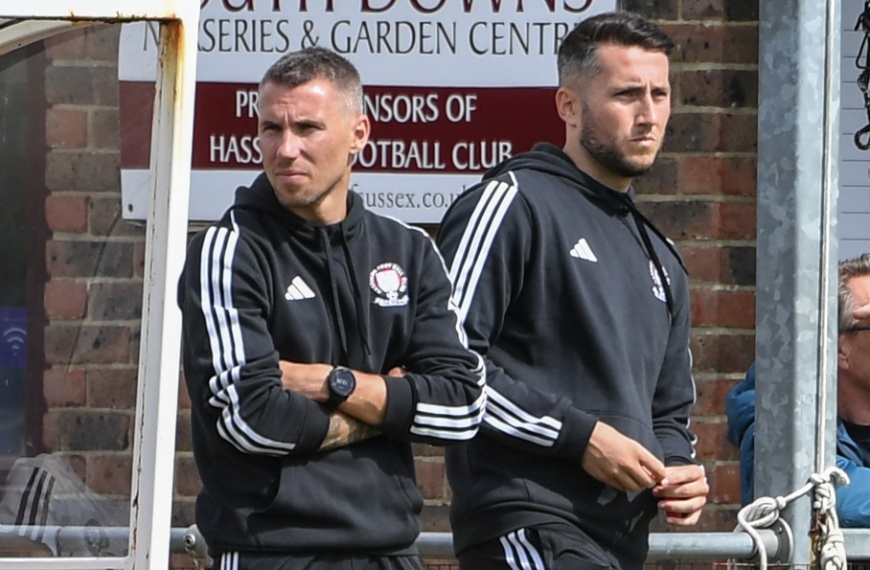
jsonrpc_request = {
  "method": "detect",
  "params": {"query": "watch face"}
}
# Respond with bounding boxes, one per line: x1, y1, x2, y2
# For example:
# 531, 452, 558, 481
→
330, 368, 356, 397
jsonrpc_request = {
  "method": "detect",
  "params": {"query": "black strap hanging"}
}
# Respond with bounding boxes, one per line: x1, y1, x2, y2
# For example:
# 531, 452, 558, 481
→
855, 1, 870, 150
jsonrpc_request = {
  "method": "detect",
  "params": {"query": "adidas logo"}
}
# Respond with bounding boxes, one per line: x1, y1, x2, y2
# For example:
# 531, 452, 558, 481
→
285, 276, 316, 300
570, 238, 598, 262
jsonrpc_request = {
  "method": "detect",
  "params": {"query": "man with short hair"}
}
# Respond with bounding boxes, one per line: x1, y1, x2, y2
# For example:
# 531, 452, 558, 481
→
437, 11, 708, 570
728, 253, 870, 526
178, 47, 485, 569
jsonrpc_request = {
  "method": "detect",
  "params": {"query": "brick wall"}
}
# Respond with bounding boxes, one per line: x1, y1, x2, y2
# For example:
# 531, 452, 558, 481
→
28, 0, 760, 565
626, 0, 759, 529
40, 24, 140, 500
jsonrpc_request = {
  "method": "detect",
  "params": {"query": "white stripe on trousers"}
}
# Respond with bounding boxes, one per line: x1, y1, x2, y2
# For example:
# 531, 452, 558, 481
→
500, 528, 546, 570
220, 551, 239, 570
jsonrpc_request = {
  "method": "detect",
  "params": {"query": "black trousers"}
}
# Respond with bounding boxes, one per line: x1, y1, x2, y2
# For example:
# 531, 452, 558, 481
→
457, 522, 624, 570
217, 551, 423, 570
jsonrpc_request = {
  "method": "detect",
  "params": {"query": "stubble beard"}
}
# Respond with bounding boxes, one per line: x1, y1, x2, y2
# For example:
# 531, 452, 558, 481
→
579, 110, 660, 180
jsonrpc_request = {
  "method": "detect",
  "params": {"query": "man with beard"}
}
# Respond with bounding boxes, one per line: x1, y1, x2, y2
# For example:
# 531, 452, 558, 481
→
436, 12, 708, 570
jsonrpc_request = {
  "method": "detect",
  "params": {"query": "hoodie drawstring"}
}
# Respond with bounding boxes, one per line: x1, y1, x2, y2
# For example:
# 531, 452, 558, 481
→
339, 225, 371, 357
619, 195, 686, 319
630, 209, 675, 317
320, 229, 349, 361
319, 226, 371, 362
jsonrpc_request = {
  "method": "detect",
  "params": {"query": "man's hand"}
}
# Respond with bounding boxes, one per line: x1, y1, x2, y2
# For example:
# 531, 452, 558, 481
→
279, 361, 332, 402
854, 303, 870, 320
581, 421, 666, 492
652, 464, 709, 526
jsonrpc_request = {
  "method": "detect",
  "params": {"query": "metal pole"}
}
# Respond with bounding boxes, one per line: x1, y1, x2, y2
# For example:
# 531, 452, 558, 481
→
756, 0, 841, 567
0, 527, 790, 563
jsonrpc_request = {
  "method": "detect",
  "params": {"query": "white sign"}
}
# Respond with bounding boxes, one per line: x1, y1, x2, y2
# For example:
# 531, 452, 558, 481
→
119, 0, 615, 223
841, 0, 870, 258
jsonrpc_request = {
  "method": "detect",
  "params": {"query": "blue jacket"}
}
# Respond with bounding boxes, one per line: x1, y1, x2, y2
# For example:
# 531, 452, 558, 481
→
726, 363, 870, 526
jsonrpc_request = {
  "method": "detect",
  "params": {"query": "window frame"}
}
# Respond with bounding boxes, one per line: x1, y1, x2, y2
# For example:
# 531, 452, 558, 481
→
0, 1, 199, 568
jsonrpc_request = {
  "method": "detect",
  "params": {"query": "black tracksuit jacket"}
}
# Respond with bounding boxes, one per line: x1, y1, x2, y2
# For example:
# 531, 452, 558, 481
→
437, 144, 697, 569
177, 173, 485, 557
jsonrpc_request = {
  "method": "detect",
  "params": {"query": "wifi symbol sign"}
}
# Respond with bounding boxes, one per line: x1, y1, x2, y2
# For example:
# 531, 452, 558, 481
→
1, 325, 26, 368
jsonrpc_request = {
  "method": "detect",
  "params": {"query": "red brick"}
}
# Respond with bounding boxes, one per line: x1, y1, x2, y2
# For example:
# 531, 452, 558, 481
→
86, 24, 122, 61
640, 200, 756, 241
44, 324, 132, 365
682, 0, 759, 21
45, 65, 98, 106
88, 453, 133, 495
130, 326, 142, 366
665, 112, 757, 154
619, 0, 677, 19
681, 245, 755, 286
415, 459, 446, 501
89, 282, 143, 320
87, 367, 138, 409
45, 150, 120, 193
42, 410, 130, 451
174, 455, 202, 497
679, 156, 757, 196
44, 279, 88, 319
93, 67, 120, 107
90, 108, 120, 150
412, 443, 446, 458
632, 157, 679, 196
43, 367, 86, 407
692, 420, 736, 461
46, 240, 136, 278
638, 200, 713, 241
689, 504, 740, 532
715, 201, 757, 240
134, 242, 147, 278
420, 504, 451, 532
89, 197, 143, 237
45, 194, 88, 233
691, 331, 756, 374
693, 376, 740, 416
690, 288, 756, 328
43, 28, 86, 60
718, 113, 758, 153
176, 410, 192, 452
178, 373, 191, 410
663, 23, 758, 64
679, 69, 758, 109
171, 499, 197, 529
46, 108, 87, 148
709, 462, 741, 505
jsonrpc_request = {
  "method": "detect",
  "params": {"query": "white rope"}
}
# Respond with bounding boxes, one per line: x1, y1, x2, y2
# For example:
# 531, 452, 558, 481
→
811, 468, 850, 570
735, 467, 849, 570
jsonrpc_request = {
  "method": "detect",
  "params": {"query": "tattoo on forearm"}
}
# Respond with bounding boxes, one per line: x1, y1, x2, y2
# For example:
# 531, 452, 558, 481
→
319, 411, 381, 450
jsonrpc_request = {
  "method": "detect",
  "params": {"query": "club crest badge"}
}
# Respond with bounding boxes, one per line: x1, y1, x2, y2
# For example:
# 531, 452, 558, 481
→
649, 260, 671, 303
370, 263, 409, 307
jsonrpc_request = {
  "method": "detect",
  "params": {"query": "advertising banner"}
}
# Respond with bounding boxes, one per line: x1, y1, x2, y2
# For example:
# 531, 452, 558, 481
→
118, 0, 615, 223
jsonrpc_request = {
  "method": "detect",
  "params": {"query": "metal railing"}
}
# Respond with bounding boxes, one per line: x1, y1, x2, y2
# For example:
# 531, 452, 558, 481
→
0, 525, 828, 565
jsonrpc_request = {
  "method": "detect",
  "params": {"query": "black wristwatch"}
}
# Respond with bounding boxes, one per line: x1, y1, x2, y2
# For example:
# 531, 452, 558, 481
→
326, 366, 356, 410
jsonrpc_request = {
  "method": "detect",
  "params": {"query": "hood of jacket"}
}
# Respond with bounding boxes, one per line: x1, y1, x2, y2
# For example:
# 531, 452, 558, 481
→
232, 172, 365, 245
483, 142, 641, 218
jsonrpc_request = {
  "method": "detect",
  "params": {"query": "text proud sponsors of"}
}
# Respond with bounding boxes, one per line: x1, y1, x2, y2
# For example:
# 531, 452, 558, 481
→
122, 83, 556, 174
206, 87, 514, 172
